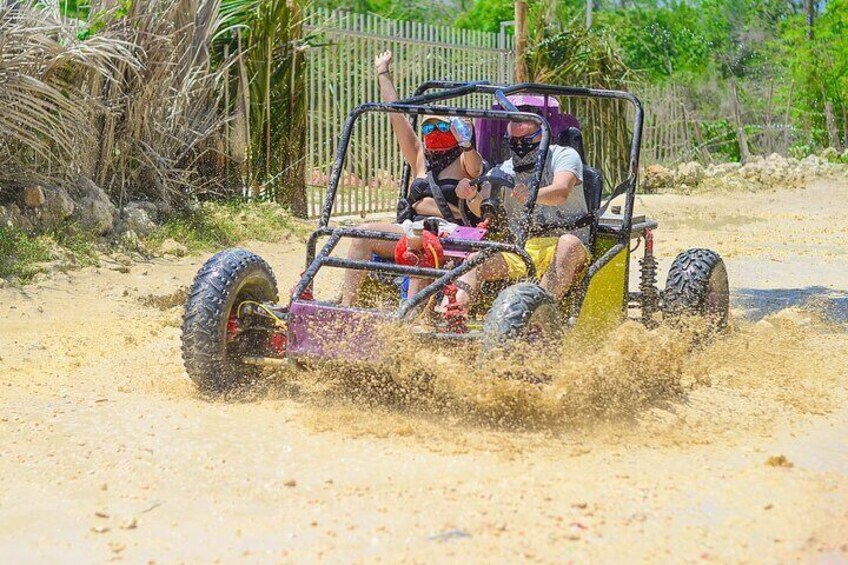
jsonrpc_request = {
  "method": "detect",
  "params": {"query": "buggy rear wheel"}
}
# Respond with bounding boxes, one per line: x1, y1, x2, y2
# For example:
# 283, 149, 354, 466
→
481, 282, 563, 353
663, 248, 729, 335
181, 248, 279, 394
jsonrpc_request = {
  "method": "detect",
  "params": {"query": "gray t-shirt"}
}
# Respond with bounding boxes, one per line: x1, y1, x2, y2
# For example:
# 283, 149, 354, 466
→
494, 145, 588, 241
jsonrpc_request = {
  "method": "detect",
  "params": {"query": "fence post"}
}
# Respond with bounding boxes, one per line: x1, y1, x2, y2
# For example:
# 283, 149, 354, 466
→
683, 103, 711, 164
730, 78, 751, 163
515, 1, 527, 82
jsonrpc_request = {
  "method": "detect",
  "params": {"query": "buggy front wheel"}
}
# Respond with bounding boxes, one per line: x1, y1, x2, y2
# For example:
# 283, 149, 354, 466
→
181, 248, 279, 394
481, 282, 563, 353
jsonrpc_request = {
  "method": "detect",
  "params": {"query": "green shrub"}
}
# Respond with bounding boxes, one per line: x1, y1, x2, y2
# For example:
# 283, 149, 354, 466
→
144, 201, 306, 252
0, 227, 51, 282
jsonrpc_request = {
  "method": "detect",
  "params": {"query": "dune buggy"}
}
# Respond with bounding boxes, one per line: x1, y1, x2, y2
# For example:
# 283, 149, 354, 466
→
181, 81, 730, 393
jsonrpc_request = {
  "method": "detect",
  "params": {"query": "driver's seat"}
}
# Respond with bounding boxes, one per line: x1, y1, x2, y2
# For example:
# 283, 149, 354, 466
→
559, 127, 602, 213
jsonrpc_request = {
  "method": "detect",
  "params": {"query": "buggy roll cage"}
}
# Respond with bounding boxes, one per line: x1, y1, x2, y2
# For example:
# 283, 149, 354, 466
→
297, 81, 644, 322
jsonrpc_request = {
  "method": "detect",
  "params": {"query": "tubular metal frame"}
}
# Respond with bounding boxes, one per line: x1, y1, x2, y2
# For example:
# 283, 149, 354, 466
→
299, 81, 644, 324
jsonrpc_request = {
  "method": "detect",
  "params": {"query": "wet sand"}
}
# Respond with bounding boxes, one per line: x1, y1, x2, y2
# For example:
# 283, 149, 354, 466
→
1, 179, 847, 563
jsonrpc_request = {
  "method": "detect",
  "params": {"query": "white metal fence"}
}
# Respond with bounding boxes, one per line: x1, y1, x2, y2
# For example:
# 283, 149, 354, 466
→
305, 9, 514, 218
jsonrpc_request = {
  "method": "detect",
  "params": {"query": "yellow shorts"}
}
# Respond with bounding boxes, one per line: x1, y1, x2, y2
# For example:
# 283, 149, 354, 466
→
501, 236, 589, 279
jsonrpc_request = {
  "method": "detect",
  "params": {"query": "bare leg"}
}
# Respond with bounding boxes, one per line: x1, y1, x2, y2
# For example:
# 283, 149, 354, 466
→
340, 222, 404, 306
540, 234, 588, 300
449, 252, 511, 309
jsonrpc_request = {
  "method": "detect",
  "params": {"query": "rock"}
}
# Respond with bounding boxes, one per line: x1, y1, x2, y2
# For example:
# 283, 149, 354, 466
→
0, 203, 32, 231
159, 238, 187, 257
76, 197, 115, 235
126, 200, 160, 222
641, 164, 674, 193
73, 176, 107, 201
0, 278, 6, 289
121, 229, 143, 251
72, 176, 117, 235
113, 253, 133, 266
119, 206, 155, 237
283, 479, 297, 487
707, 162, 742, 178
676, 161, 705, 186
38, 186, 75, 229
21, 186, 46, 208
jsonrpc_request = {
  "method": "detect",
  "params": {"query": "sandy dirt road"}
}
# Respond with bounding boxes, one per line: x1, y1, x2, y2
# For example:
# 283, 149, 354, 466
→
1, 179, 847, 563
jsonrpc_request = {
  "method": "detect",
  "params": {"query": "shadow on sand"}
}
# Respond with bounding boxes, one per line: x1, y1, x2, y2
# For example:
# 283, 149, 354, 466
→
733, 286, 848, 324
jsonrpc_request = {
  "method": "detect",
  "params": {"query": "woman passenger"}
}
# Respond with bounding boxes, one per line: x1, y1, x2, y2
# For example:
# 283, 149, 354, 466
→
339, 50, 483, 307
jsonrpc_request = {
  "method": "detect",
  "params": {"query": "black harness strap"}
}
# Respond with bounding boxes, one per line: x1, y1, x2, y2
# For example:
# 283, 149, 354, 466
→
426, 171, 461, 225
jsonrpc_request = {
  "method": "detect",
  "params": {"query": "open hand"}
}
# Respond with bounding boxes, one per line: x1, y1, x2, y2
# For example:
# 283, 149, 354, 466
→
374, 50, 393, 74
511, 182, 530, 204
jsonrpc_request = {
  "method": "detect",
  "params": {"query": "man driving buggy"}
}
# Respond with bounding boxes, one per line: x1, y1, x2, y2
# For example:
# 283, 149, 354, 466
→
446, 104, 591, 316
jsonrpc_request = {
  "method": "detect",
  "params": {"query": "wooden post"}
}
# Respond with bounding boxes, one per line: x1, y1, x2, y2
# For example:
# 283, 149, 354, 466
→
683, 103, 711, 164
730, 78, 751, 163
586, 0, 593, 30
515, 1, 528, 82
825, 100, 841, 150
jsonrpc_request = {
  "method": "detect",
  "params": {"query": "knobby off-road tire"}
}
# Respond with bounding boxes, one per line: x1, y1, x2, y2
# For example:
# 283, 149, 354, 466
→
181, 248, 278, 394
481, 283, 563, 353
663, 248, 729, 335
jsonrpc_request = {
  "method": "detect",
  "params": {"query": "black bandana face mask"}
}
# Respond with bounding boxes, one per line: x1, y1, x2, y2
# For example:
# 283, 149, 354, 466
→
426, 146, 462, 175
509, 138, 541, 173
508, 136, 541, 159
507, 128, 542, 173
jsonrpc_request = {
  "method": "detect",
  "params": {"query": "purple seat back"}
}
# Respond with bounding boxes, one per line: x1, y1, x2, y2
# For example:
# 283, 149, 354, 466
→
474, 94, 580, 165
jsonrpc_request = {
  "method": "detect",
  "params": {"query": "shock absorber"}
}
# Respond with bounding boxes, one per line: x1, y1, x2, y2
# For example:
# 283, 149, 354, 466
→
639, 228, 660, 327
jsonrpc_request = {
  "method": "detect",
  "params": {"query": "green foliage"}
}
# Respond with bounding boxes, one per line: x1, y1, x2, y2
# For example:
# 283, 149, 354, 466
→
454, 0, 514, 33
527, 21, 632, 187
700, 119, 741, 162
777, 0, 848, 148
592, 5, 712, 82
217, 0, 309, 212
145, 201, 305, 253
313, 0, 453, 24
0, 220, 105, 283
0, 227, 51, 282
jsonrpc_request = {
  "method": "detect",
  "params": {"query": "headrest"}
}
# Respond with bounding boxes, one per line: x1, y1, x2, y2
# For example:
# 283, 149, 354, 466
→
559, 127, 585, 162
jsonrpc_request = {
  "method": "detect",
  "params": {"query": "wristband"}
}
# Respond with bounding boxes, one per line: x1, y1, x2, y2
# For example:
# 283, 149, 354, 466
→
377, 71, 391, 78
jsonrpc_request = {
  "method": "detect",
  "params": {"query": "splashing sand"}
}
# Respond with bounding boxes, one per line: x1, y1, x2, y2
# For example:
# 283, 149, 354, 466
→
1, 179, 847, 562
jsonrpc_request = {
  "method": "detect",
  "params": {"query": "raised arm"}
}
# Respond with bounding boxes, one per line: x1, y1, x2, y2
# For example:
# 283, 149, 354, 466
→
375, 50, 425, 176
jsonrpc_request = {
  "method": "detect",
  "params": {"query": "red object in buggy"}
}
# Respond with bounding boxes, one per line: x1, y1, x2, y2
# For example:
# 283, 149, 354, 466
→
394, 230, 445, 268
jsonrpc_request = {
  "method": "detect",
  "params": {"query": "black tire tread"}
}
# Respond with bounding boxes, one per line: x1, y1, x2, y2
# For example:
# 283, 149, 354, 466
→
664, 247, 729, 328
482, 283, 562, 351
181, 248, 278, 393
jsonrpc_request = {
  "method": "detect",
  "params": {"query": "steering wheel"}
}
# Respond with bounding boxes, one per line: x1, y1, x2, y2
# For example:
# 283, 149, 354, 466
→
459, 168, 515, 227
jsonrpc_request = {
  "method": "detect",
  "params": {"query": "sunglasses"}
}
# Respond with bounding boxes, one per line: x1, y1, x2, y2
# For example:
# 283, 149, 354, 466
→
421, 121, 451, 135
507, 128, 542, 142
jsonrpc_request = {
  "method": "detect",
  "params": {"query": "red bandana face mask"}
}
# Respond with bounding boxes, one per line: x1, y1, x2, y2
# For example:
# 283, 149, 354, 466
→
423, 130, 458, 152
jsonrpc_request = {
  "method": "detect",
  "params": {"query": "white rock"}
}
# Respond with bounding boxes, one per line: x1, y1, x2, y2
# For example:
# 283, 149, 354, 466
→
159, 238, 188, 257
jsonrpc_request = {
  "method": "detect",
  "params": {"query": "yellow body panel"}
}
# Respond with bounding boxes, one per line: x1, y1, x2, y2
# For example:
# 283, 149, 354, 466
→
573, 236, 629, 337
